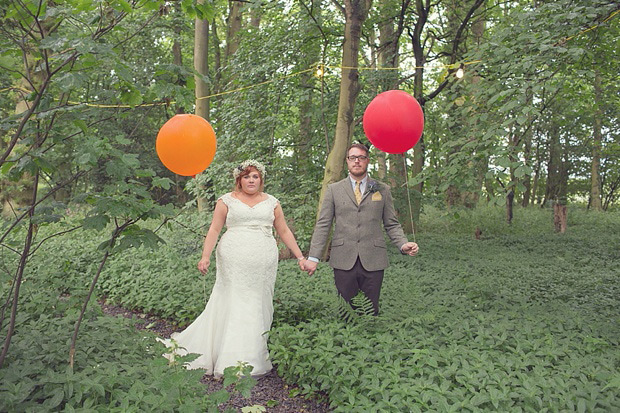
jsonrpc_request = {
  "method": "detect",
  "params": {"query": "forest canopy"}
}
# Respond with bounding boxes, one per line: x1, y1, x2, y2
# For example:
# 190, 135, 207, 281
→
1, 0, 618, 223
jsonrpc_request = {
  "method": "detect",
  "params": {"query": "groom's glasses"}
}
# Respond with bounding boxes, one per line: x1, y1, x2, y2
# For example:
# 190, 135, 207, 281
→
347, 155, 368, 161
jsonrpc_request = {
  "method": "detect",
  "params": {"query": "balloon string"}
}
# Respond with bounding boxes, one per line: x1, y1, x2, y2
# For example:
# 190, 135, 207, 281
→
403, 155, 416, 243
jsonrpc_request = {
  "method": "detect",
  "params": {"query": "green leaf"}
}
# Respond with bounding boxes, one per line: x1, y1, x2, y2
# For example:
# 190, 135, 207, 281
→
120, 86, 143, 106
83, 214, 110, 230
577, 398, 586, 413
73, 119, 89, 134
208, 389, 230, 405
152, 177, 173, 190
114, 0, 133, 13
602, 374, 620, 390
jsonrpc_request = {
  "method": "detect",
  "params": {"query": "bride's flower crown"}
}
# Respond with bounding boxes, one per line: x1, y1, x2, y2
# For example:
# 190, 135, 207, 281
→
233, 159, 266, 179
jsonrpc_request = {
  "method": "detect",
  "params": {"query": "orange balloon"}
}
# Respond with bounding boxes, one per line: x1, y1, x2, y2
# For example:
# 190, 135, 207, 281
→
156, 114, 217, 176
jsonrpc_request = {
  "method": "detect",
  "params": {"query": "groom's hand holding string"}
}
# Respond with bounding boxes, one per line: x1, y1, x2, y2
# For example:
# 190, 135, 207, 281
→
401, 242, 419, 256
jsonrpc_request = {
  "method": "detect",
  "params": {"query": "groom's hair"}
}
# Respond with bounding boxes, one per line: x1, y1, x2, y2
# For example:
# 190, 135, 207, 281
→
348, 143, 369, 156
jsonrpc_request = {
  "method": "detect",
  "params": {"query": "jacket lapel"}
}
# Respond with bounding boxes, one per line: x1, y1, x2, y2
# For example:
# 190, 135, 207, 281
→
341, 177, 358, 206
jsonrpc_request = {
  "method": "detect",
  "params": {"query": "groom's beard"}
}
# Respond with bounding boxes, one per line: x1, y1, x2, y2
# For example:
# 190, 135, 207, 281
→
349, 165, 368, 179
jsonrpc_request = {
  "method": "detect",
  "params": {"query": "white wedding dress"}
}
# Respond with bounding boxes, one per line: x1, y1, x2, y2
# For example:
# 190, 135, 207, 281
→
161, 192, 279, 377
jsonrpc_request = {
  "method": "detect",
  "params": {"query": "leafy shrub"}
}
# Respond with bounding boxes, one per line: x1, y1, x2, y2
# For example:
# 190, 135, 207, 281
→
0, 289, 210, 412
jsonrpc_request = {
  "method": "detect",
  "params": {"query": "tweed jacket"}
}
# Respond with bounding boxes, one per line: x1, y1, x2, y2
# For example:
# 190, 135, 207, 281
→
308, 177, 409, 272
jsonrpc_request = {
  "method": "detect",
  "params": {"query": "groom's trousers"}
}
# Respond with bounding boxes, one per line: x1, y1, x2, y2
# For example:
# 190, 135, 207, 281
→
333, 257, 384, 315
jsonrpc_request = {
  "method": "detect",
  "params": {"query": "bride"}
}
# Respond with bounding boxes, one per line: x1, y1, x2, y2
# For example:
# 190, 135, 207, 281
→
161, 160, 306, 377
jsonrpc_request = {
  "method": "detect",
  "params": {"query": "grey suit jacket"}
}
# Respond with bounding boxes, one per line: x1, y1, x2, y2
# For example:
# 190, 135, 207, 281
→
308, 177, 409, 272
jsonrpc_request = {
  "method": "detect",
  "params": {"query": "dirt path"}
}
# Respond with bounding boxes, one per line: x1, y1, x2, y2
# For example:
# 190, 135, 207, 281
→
99, 302, 331, 412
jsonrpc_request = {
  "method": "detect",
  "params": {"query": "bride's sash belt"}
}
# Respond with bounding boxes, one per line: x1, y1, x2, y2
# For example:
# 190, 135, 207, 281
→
227, 225, 273, 238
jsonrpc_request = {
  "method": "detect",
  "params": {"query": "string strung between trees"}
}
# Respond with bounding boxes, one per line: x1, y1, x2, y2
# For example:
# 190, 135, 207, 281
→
0, 60, 479, 108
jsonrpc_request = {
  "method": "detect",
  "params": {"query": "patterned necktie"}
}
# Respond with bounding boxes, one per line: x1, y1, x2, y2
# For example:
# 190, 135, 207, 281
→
354, 180, 362, 204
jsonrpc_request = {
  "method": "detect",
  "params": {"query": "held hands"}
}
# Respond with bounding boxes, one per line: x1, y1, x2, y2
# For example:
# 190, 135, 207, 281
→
297, 258, 316, 276
401, 242, 419, 256
197, 257, 210, 275
302, 260, 318, 276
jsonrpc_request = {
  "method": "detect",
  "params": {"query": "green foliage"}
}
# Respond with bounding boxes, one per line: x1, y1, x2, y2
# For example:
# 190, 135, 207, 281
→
8, 205, 618, 411
267, 207, 620, 411
0, 294, 210, 412
422, 0, 619, 208
334, 292, 376, 322
0, 213, 259, 411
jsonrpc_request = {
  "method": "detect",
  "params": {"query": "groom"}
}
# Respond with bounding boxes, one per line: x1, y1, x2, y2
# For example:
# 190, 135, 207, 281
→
304, 143, 419, 315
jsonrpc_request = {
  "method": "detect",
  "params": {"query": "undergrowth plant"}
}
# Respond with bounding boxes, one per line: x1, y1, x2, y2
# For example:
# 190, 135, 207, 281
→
2, 206, 618, 411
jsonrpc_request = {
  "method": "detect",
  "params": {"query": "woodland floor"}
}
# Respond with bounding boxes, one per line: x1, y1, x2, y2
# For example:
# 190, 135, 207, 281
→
99, 301, 331, 412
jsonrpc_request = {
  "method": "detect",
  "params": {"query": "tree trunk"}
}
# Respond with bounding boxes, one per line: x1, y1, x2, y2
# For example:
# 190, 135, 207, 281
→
408, 0, 485, 221
553, 203, 567, 233
250, 5, 262, 28
410, 0, 427, 226
378, 7, 400, 90
377, 5, 411, 231
1, 49, 44, 217
295, 0, 321, 173
194, 6, 210, 211
172, 6, 186, 115
507, 127, 518, 223
506, 190, 514, 224
376, 153, 386, 180
212, 20, 222, 96
521, 89, 534, 207
0, 173, 39, 368
316, 0, 371, 220
172, 3, 188, 205
544, 125, 562, 206
225, 0, 243, 63
590, 68, 603, 210
443, 0, 465, 209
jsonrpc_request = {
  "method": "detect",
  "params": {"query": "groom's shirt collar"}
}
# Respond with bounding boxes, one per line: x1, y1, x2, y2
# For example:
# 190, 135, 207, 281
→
348, 174, 369, 194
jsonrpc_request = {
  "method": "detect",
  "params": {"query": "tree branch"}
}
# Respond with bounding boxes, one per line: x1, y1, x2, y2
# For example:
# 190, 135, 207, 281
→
330, 0, 345, 15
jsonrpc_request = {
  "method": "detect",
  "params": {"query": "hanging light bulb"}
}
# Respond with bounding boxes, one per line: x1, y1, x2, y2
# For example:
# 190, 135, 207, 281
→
315, 64, 324, 78
455, 65, 464, 79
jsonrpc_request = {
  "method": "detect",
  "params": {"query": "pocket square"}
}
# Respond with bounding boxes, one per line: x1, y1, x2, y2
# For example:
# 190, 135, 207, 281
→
372, 192, 382, 201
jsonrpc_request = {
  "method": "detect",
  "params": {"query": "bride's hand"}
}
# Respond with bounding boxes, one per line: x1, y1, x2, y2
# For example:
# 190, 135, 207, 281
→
198, 257, 210, 275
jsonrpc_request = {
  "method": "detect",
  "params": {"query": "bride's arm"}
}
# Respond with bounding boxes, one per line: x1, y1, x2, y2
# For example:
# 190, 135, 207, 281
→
197, 200, 227, 274
273, 203, 305, 263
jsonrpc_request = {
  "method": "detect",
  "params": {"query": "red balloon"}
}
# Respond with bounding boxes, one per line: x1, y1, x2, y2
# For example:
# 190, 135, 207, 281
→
156, 114, 217, 176
362, 90, 424, 154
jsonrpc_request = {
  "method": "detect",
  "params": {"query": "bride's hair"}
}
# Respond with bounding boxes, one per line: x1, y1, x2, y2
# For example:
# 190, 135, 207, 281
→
234, 166, 265, 192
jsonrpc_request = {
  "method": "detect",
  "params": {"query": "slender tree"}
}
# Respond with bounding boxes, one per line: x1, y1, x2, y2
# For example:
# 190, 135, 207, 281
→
194, 1, 211, 211
316, 0, 373, 219
589, 67, 603, 210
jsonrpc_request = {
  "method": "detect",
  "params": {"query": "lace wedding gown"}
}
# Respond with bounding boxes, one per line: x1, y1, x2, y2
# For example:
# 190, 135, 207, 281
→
161, 192, 279, 377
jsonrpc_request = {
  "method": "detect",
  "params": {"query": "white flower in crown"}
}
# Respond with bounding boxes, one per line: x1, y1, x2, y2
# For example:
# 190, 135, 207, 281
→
233, 159, 266, 179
